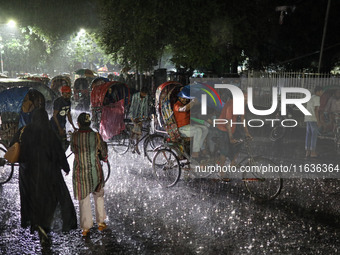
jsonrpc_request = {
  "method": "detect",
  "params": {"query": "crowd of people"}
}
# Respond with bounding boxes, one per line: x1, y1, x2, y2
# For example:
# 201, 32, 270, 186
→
9, 84, 109, 245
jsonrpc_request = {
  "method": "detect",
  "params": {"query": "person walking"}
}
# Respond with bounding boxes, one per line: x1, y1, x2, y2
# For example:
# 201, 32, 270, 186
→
70, 113, 108, 237
10, 108, 77, 245
50, 85, 77, 150
305, 86, 323, 158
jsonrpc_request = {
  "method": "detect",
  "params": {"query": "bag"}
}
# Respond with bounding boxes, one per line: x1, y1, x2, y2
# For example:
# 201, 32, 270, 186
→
4, 126, 26, 164
4, 142, 20, 163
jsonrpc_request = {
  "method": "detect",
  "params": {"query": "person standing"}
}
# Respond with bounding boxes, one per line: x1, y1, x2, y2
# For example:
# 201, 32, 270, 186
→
10, 108, 77, 245
50, 85, 77, 150
71, 113, 108, 237
305, 86, 323, 158
128, 86, 152, 154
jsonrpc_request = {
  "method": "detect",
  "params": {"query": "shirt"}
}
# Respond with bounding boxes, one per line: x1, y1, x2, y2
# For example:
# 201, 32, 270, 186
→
174, 101, 190, 128
304, 94, 320, 122
71, 129, 108, 200
129, 92, 150, 119
216, 100, 238, 133
50, 97, 71, 129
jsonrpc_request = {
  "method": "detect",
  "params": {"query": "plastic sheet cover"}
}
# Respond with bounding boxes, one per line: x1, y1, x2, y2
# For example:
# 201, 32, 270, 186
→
0, 87, 30, 113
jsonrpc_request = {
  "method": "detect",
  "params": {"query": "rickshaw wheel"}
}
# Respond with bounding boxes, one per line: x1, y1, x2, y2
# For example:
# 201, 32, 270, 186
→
144, 134, 166, 163
270, 126, 286, 141
242, 156, 283, 201
152, 148, 181, 188
0, 145, 15, 185
108, 130, 130, 155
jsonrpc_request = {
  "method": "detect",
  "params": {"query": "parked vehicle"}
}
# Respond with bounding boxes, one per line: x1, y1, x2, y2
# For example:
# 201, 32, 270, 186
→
0, 78, 57, 113
49, 75, 72, 96
0, 87, 46, 184
73, 77, 91, 111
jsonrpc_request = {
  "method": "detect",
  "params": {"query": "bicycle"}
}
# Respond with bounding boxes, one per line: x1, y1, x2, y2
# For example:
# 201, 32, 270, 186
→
152, 137, 283, 201
0, 141, 16, 185
109, 118, 166, 163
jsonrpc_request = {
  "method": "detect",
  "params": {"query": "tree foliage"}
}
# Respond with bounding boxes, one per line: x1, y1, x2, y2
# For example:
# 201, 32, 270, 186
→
1, 0, 340, 75
98, 0, 340, 74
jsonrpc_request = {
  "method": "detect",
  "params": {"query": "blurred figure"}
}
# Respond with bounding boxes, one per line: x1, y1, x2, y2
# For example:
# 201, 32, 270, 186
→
71, 113, 108, 237
214, 92, 252, 166
323, 89, 340, 131
107, 73, 114, 81
305, 86, 323, 158
10, 108, 77, 245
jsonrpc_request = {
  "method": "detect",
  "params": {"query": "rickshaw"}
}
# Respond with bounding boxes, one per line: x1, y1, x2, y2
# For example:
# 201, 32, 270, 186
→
318, 85, 340, 152
19, 76, 51, 87
50, 75, 72, 96
152, 82, 282, 201
0, 87, 46, 184
73, 77, 91, 111
90, 81, 165, 161
0, 78, 57, 113
91, 81, 131, 152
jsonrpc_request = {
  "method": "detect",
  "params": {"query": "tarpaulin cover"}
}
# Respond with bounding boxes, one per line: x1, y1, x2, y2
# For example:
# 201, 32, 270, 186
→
99, 99, 125, 140
155, 81, 184, 141
0, 87, 30, 113
155, 81, 182, 128
91, 81, 130, 108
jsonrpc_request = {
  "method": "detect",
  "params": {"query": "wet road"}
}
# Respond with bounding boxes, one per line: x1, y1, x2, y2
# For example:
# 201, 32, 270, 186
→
1, 126, 340, 254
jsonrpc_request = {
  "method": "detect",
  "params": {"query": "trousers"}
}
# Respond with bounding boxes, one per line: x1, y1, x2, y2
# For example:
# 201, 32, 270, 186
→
79, 188, 106, 230
178, 124, 209, 152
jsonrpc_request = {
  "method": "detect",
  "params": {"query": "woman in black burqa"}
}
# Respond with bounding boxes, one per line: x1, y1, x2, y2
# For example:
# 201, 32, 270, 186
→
10, 108, 77, 243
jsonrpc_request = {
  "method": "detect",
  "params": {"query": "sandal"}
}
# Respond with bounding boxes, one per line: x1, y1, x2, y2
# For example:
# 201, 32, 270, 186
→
98, 222, 107, 231
82, 229, 90, 237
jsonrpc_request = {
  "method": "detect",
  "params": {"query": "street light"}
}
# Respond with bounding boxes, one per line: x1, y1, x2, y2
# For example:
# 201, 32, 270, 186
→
0, 36, 4, 74
7, 20, 16, 28
0, 19, 17, 75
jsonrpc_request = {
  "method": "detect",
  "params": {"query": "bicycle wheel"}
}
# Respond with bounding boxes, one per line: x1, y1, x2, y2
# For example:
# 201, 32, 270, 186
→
102, 160, 111, 183
190, 157, 213, 178
108, 130, 130, 155
144, 134, 165, 163
242, 156, 283, 201
269, 126, 285, 141
153, 148, 181, 188
0, 146, 15, 185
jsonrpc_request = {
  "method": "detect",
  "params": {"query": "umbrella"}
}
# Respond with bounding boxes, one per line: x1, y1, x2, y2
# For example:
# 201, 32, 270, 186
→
183, 83, 225, 111
74, 69, 96, 77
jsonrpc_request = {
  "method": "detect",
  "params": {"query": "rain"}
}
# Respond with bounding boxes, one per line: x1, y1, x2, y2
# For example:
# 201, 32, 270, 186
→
1, 109, 340, 254
1, 0, 340, 254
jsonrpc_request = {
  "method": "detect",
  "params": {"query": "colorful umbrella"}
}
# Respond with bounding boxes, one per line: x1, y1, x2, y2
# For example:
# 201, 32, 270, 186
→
184, 83, 225, 111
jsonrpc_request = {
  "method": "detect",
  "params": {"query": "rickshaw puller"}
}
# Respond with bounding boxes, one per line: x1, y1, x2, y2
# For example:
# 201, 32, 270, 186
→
173, 90, 208, 159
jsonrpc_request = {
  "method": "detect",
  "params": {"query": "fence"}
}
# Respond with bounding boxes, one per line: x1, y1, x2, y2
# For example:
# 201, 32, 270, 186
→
191, 72, 340, 107
191, 72, 340, 127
